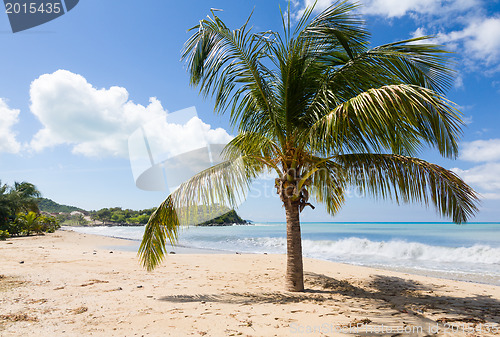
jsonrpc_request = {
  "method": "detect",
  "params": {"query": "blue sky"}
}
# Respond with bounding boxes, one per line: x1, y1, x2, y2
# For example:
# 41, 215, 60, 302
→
0, 0, 499, 222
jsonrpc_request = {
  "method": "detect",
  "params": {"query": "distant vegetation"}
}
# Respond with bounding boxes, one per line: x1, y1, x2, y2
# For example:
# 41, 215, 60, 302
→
198, 210, 247, 226
37, 198, 84, 213
88, 207, 247, 226
0, 180, 248, 240
89, 207, 157, 226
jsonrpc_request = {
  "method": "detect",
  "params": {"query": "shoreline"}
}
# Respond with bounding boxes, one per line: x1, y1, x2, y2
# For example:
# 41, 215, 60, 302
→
1, 230, 499, 336
66, 226, 500, 287
62, 226, 236, 254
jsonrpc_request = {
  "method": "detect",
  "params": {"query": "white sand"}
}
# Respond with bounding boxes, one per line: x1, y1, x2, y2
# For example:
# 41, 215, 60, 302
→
1, 230, 499, 336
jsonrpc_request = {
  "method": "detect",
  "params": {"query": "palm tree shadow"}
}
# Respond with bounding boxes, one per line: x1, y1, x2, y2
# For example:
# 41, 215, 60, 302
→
368, 274, 500, 321
306, 272, 500, 322
157, 291, 321, 304
158, 272, 500, 324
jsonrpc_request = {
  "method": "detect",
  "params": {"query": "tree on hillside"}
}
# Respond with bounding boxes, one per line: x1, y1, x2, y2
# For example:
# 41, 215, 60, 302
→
140, 1, 479, 291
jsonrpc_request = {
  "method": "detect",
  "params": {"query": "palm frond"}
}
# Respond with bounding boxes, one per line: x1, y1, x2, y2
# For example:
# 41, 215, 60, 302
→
335, 153, 479, 223
181, 11, 285, 144
322, 37, 455, 100
300, 0, 369, 59
307, 84, 464, 158
138, 156, 259, 270
301, 37, 455, 132
139, 195, 179, 271
308, 159, 346, 215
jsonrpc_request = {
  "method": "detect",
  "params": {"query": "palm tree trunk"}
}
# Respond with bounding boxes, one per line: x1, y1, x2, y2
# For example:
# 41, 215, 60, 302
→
284, 199, 304, 292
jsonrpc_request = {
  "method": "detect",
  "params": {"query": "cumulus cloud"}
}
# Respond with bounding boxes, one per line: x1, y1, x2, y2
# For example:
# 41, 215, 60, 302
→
293, 0, 499, 71
294, 0, 479, 18
452, 139, 500, 200
436, 17, 500, 66
460, 139, 500, 163
0, 98, 21, 154
360, 0, 481, 18
29, 70, 232, 158
139, 114, 233, 160
452, 163, 500, 192
360, 0, 440, 18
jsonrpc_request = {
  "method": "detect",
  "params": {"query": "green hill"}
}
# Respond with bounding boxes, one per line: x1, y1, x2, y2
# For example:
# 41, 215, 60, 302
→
37, 198, 84, 213
198, 210, 247, 226
36, 198, 248, 226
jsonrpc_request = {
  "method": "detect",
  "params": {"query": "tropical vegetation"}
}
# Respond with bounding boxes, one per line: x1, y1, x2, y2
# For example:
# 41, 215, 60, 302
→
139, 1, 479, 291
89, 207, 157, 225
198, 210, 247, 226
37, 197, 84, 213
0, 181, 59, 238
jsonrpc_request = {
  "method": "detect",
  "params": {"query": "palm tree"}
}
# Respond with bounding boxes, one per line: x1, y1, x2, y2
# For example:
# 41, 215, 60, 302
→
16, 211, 40, 236
139, 1, 479, 292
10, 181, 41, 216
0, 181, 41, 234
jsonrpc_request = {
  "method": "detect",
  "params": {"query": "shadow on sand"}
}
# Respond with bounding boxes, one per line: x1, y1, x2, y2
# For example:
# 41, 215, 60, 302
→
157, 271, 500, 330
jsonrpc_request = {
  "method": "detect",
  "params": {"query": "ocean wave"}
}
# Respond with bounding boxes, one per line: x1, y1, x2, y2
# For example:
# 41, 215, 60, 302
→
68, 225, 500, 270
213, 236, 500, 265
303, 238, 500, 265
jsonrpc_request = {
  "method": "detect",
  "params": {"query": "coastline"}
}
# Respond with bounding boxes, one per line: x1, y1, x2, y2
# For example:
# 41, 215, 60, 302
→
62, 226, 235, 254
67, 225, 500, 287
1, 230, 499, 336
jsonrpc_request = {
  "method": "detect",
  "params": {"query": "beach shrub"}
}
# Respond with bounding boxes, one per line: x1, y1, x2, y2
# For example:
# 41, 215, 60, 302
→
38, 214, 60, 233
0, 229, 9, 240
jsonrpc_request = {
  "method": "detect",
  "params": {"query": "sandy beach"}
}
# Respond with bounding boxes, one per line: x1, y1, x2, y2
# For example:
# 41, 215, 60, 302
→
1, 230, 499, 336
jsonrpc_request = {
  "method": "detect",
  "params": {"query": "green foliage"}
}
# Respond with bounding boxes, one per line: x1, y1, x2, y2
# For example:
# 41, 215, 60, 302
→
38, 214, 60, 233
0, 181, 60, 236
198, 210, 246, 226
16, 211, 41, 236
140, 1, 479, 271
56, 213, 70, 223
0, 229, 9, 240
89, 207, 156, 225
69, 213, 88, 226
37, 198, 83, 213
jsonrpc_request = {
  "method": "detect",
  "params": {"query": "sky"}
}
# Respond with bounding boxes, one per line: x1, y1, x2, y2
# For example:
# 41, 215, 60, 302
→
0, 0, 499, 222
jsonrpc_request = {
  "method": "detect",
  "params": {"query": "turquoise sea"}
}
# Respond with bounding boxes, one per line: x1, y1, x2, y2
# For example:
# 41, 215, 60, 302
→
70, 222, 500, 285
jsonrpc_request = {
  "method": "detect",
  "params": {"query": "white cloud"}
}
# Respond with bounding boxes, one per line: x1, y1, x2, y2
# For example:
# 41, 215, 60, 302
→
460, 139, 500, 163
141, 115, 233, 160
0, 98, 21, 154
29, 70, 232, 158
480, 193, 500, 200
437, 17, 500, 66
293, 0, 500, 72
292, 0, 336, 18
452, 138, 500, 200
452, 163, 500, 192
411, 27, 427, 39
294, 0, 480, 18
359, 0, 481, 18
360, 0, 439, 18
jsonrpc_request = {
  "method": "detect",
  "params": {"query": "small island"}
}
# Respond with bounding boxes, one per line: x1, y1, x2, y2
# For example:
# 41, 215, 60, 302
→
197, 210, 248, 226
